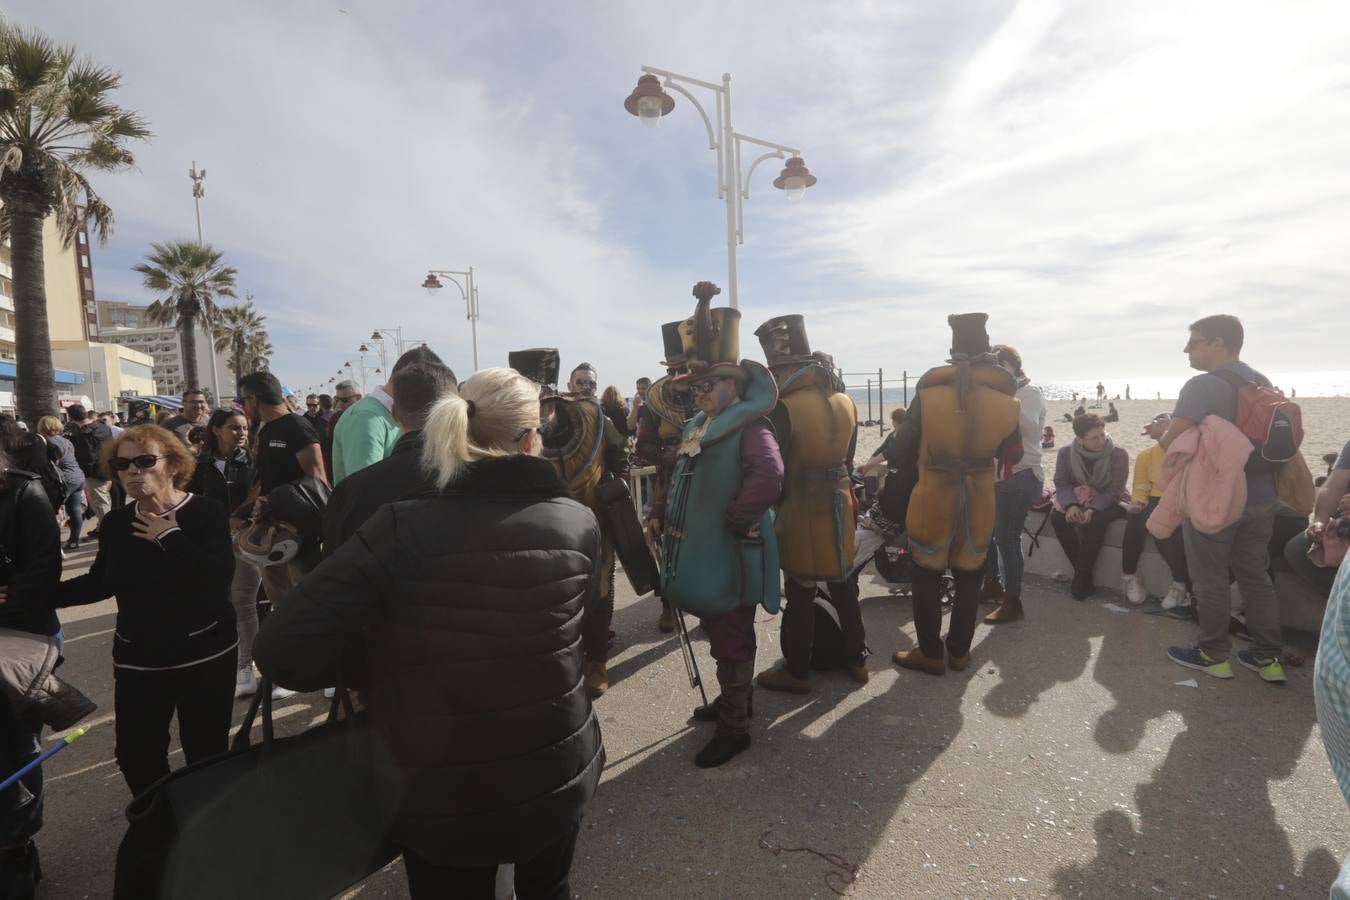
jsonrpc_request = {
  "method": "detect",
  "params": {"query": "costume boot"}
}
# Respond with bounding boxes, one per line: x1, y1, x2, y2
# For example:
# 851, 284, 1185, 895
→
756, 665, 811, 694
979, 576, 1005, 604
657, 599, 676, 633
692, 686, 754, 722
984, 591, 1024, 624
892, 647, 945, 676
584, 661, 609, 698
695, 661, 753, 767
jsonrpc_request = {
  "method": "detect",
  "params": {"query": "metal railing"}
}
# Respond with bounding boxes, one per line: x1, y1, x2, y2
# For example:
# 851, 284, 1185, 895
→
840, 368, 911, 437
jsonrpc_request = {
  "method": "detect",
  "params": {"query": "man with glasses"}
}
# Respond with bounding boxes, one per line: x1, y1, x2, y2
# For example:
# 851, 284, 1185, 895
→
161, 389, 211, 444
302, 393, 328, 444
568, 364, 598, 399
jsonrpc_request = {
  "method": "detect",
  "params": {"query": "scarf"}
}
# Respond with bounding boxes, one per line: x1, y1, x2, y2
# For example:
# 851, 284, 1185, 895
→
1070, 436, 1116, 494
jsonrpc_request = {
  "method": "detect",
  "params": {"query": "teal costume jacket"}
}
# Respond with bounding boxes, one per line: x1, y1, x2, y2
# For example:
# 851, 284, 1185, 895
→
660, 362, 783, 618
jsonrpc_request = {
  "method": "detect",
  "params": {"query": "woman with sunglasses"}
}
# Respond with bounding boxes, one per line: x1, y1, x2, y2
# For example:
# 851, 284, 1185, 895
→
188, 409, 264, 698
255, 367, 603, 899
52, 425, 237, 797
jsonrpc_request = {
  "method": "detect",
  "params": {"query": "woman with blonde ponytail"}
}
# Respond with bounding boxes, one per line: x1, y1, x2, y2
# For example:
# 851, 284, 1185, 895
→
256, 367, 605, 898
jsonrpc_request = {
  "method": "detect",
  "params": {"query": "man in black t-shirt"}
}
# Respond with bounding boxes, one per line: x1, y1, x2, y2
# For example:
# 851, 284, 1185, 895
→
238, 373, 326, 619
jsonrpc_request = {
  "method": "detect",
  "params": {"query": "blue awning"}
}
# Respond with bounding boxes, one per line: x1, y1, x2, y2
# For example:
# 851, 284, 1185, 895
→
0, 361, 87, 385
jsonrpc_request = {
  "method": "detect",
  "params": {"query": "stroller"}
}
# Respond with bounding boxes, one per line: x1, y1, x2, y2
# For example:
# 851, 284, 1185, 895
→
844, 474, 956, 607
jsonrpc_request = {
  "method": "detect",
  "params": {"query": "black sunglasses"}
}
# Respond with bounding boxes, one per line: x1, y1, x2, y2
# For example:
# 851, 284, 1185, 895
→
108, 454, 168, 472
690, 379, 724, 395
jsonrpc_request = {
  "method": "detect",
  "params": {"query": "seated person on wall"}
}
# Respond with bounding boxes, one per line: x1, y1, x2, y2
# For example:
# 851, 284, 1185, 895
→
1121, 413, 1190, 609
1285, 437, 1350, 596
1050, 413, 1129, 601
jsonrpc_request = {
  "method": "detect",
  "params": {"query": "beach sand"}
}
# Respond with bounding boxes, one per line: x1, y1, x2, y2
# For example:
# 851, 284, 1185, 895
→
854, 396, 1347, 486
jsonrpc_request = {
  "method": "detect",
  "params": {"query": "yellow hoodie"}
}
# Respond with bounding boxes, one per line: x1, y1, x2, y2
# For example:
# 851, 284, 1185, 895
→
1132, 443, 1165, 503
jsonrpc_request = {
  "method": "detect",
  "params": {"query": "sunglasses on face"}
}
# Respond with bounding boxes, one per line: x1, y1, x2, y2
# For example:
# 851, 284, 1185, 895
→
306, 402, 319, 408
109, 454, 168, 472
690, 380, 723, 395
573, 380, 596, 389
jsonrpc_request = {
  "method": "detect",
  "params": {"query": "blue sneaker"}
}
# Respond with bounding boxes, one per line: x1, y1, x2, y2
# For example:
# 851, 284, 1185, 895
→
1236, 650, 1286, 683
1166, 645, 1234, 679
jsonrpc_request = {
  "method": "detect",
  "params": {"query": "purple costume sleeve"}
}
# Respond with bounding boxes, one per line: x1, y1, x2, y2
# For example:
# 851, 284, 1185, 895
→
725, 421, 784, 535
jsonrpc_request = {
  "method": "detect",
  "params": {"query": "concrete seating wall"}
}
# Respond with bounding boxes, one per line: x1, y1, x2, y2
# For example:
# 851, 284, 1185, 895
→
1018, 510, 1328, 633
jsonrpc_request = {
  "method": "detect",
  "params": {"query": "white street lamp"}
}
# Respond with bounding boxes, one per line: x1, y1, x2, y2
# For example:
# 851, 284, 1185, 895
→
623, 66, 818, 308
420, 268, 480, 371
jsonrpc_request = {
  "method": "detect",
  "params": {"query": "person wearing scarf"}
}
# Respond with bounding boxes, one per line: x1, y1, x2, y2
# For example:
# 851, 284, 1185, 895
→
1051, 412, 1130, 600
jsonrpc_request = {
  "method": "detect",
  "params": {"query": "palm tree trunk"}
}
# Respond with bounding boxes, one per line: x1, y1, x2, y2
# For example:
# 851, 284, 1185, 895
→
233, 333, 245, 383
179, 310, 200, 391
9, 201, 60, 425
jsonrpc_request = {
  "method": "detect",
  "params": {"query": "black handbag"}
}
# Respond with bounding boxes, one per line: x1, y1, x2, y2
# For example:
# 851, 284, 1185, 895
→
114, 682, 403, 899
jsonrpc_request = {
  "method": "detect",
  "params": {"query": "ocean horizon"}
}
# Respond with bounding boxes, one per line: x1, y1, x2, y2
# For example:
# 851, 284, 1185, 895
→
844, 369, 1350, 406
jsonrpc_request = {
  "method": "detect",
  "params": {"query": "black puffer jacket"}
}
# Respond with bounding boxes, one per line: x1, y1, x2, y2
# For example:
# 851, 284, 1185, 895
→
187, 448, 254, 518
254, 453, 604, 866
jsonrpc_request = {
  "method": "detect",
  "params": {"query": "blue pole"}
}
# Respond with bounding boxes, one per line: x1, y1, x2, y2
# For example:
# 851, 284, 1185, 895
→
0, 727, 88, 794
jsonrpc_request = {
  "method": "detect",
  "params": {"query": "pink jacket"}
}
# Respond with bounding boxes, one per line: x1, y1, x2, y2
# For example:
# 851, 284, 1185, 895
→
1147, 415, 1250, 538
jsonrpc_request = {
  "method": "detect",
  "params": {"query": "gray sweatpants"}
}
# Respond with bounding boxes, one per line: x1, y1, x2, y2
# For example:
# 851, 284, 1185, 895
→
1183, 502, 1281, 662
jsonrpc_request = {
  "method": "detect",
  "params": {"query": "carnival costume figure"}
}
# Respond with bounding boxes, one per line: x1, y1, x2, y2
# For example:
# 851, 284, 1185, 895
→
658, 282, 783, 769
509, 349, 630, 698
634, 321, 696, 633
881, 314, 1021, 676
750, 315, 867, 694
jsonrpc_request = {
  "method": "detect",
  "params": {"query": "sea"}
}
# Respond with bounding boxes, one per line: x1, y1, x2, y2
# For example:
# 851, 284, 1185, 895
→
845, 370, 1350, 408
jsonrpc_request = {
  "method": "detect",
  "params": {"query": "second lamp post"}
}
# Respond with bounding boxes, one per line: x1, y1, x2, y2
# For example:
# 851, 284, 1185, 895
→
421, 267, 480, 371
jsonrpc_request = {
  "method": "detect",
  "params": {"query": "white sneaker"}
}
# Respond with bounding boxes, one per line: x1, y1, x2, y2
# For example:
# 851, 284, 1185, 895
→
235, 667, 258, 698
271, 684, 297, 700
1161, 581, 1187, 610
1122, 573, 1146, 605
323, 687, 336, 699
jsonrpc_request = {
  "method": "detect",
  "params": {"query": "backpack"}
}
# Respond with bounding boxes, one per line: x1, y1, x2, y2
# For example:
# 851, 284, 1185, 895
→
1214, 370, 1303, 468
69, 423, 106, 478
29, 436, 68, 511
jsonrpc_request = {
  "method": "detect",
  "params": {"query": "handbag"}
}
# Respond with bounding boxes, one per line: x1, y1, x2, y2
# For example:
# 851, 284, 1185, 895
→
114, 682, 403, 899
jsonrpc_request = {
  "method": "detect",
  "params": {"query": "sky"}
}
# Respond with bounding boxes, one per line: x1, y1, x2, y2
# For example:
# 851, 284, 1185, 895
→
9, 0, 1350, 395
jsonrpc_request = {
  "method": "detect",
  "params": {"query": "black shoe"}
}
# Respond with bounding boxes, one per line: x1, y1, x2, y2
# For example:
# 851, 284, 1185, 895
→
695, 730, 750, 768
691, 689, 754, 722
0, 840, 41, 900
64, 540, 80, 552
1070, 575, 1092, 601
86, 528, 100, 539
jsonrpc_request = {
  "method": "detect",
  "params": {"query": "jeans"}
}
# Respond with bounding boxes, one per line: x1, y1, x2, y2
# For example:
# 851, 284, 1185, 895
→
230, 560, 263, 671
402, 822, 581, 900
1050, 504, 1124, 590
1121, 496, 1189, 584
912, 566, 982, 659
1184, 502, 1281, 662
984, 469, 1043, 593
62, 486, 85, 545
1283, 528, 1337, 595
113, 651, 236, 797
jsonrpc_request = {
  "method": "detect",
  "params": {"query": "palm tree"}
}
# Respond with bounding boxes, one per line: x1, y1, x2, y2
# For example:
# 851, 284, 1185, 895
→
213, 297, 270, 386
0, 24, 150, 423
134, 240, 237, 391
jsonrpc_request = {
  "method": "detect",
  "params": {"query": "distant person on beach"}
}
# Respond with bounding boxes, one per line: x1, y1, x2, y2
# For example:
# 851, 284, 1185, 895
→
1126, 385, 1131, 400
1105, 402, 1119, 423
1096, 382, 1105, 402
1042, 426, 1055, 449
1062, 403, 1086, 424
982, 344, 1046, 625
1051, 412, 1128, 600
1121, 413, 1189, 608
1160, 314, 1285, 683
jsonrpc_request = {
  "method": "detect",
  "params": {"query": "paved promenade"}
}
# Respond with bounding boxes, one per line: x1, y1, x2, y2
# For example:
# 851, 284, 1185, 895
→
36, 549, 1347, 898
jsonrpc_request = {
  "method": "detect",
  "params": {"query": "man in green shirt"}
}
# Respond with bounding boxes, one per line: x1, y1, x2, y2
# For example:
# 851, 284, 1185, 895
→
331, 346, 447, 483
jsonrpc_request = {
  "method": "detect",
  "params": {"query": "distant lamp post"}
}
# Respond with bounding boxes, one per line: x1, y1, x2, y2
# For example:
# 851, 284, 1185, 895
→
622, 65, 818, 308
421, 268, 480, 371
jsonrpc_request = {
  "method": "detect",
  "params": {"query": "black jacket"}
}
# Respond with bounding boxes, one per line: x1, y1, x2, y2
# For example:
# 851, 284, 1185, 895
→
254, 454, 605, 866
0, 471, 61, 637
56, 494, 237, 669
188, 448, 255, 518
321, 431, 436, 555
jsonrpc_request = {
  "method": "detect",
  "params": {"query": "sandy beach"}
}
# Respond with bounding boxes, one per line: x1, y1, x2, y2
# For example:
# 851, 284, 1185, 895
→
854, 396, 1347, 486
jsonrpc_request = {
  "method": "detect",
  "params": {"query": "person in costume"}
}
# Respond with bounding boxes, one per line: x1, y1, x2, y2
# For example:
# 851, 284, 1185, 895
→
657, 282, 783, 769
633, 321, 696, 632
752, 315, 868, 693
880, 313, 1021, 676
509, 349, 628, 698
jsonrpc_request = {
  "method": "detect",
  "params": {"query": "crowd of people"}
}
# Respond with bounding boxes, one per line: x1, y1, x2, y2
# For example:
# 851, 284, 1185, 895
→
0, 304, 1348, 898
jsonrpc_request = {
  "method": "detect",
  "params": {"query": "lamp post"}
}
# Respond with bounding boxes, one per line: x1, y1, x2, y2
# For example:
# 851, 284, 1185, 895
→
420, 268, 480, 371
623, 67, 818, 309
187, 160, 225, 404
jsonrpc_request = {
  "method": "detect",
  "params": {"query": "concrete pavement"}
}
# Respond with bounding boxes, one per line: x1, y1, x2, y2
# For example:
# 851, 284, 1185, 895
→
32, 547, 1348, 899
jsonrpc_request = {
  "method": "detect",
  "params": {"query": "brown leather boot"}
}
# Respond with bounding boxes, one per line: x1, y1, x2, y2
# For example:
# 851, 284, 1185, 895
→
979, 576, 1005, 604
892, 647, 945, 676
657, 605, 676, 633
846, 664, 870, 685
947, 652, 972, 672
756, 666, 811, 694
584, 661, 609, 697
983, 591, 1024, 624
